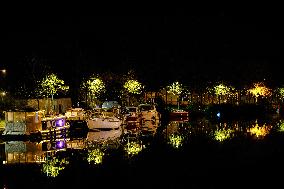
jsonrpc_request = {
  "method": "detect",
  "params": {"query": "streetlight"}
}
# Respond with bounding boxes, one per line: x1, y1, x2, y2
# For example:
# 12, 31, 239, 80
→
0, 69, 6, 76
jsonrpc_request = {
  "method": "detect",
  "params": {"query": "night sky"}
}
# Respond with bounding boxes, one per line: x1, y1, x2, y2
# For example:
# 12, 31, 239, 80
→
2, 12, 284, 90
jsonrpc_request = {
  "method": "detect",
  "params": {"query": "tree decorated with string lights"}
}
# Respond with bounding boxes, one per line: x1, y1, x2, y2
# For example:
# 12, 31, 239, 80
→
247, 82, 271, 103
80, 75, 106, 108
123, 79, 144, 106
212, 83, 235, 104
167, 81, 184, 109
39, 73, 69, 112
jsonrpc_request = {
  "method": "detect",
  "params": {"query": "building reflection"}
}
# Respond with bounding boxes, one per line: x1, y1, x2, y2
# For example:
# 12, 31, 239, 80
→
3, 141, 45, 164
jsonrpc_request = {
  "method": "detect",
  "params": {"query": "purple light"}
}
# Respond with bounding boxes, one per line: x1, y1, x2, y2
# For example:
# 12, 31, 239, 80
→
56, 119, 64, 127
56, 141, 65, 149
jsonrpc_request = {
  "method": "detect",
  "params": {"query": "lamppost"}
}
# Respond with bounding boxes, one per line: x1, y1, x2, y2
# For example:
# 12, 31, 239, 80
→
1, 91, 5, 101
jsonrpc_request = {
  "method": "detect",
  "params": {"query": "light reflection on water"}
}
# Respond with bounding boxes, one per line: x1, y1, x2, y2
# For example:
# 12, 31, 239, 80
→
1, 117, 284, 179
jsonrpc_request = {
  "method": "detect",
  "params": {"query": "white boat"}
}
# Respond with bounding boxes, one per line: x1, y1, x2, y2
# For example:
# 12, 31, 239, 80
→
86, 128, 122, 142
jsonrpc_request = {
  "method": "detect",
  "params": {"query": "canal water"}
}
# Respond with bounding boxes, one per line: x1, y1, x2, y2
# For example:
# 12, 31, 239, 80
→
1, 117, 284, 188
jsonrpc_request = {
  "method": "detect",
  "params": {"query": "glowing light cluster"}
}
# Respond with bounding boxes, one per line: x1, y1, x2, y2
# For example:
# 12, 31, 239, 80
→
123, 80, 143, 94
277, 88, 284, 99
40, 73, 69, 97
214, 128, 234, 142
0, 90, 6, 96
125, 141, 143, 156
87, 148, 104, 164
85, 77, 106, 96
277, 121, 284, 132
167, 81, 183, 96
42, 157, 69, 177
169, 134, 183, 148
247, 122, 271, 138
248, 82, 271, 98
214, 84, 233, 96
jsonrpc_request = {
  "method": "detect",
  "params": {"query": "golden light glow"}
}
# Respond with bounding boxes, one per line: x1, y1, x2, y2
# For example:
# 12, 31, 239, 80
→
87, 148, 104, 164
248, 82, 271, 98
169, 134, 183, 148
247, 121, 271, 138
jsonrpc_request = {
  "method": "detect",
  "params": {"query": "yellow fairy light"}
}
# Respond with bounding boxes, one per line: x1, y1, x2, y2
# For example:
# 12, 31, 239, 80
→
42, 157, 69, 177
40, 73, 69, 98
277, 121, 284, 132
167, 81, 183, 96
169, 134, 183, 148
214, 84, 233, 96
247, 121, 271, 138
214, 128, 234, 142
83, 77, 106, 96
124, 141, 144, 156
123, 80, 143, 94
248, 82, 271, 98
87, 148, 104, 164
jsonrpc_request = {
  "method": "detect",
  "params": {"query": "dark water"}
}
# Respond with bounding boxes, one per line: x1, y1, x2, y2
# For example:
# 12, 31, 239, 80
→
2, 117, 284, 188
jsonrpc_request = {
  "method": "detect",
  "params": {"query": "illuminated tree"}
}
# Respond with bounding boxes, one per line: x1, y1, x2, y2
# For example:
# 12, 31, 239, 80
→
42, 156, 69, 177
124, 140, 144, 157
214, 128, 234, 142
123, 80, 143, 95
167, 81, 184, 109
247, 121, 271, 138
214, 84, 232, 96
167, 81, 183, 96
123, 79, 144, 106
80, 76, 106, 108
39, 73, 69, 112
87, 148, 104, 164
209, 83, 235, 104
169, 134, 183, 149
276, 87, 284, 102
277, 121, 284, 132
247, 82, 271, 102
